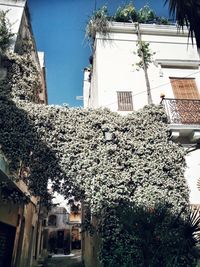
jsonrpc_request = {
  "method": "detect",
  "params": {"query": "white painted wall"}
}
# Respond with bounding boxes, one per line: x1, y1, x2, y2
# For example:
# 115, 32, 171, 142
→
0, 0, 26, 50
185, 150, 200, 204
84, 23, 200, 114
83, 69, 91, 108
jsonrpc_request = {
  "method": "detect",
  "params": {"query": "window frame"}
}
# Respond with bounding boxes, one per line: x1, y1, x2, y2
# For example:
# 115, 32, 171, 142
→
117, 91, 133, 111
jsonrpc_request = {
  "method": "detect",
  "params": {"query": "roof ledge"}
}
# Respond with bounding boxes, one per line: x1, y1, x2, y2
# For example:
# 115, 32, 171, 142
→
157, 59, 200, 68
108, 22, 189, 37
0, 0, 26, 7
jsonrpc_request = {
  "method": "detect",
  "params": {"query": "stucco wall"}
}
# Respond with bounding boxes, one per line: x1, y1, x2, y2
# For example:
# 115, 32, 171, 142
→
0, 1, 25, 51
82, 230, 101, 267
85, 23, 200, 113
19, 202, 37, 267
0, 202, 19, 227
185, 150, 200, 204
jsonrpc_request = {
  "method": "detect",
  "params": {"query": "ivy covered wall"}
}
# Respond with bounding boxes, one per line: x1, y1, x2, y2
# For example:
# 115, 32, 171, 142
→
0, 44, 198, 266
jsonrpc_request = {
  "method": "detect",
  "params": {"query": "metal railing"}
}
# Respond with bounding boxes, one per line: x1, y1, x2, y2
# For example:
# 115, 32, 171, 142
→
161, 98, 200, 124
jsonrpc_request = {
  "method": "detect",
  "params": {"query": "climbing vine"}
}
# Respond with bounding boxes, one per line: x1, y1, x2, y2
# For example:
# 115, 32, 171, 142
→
135, 41, 155, 70
0, 11, 14, 53
1, 52, 197, 264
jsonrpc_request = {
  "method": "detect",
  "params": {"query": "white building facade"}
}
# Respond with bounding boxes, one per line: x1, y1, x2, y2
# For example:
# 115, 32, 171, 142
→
0, 0, 48, 104
83, 22, 200, 205
0, 1, 48, 266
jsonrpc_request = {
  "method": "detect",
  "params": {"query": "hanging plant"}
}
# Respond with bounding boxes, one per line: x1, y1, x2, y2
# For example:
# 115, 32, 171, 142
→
85, 5, 110, 46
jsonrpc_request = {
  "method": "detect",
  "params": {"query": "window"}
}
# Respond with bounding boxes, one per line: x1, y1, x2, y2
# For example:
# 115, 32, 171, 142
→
48, 215, 57, 227
117, 91, 133, 111
170, 78, 200, 99
170, 78, 200, 124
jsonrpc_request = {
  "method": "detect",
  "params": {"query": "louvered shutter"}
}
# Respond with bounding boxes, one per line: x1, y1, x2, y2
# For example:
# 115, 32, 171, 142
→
117, 91, 133, 111
170, 78, 200, 124
170, 78, 200, 99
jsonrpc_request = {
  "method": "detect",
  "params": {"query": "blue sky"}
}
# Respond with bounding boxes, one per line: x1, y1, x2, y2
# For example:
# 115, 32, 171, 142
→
28, 0, 169, 106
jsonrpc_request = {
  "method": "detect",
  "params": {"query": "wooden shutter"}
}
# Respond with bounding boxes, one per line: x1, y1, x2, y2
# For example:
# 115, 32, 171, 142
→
117, 91, 133, 111
170, 78, 200, 99
170, 78, 200, 124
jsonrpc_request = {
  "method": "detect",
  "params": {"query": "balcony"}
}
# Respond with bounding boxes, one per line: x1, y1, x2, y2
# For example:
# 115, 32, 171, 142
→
161, 98, 200, 142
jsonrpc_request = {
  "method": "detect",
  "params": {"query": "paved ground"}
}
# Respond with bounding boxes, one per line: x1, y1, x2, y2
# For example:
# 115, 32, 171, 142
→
44, 250, 83, 267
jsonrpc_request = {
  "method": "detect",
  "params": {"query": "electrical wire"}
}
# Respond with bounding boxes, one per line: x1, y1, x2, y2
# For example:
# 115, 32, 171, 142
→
95, 70, 200, 108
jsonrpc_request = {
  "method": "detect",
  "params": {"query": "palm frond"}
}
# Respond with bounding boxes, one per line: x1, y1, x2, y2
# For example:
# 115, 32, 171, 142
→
165, 0, 200, 49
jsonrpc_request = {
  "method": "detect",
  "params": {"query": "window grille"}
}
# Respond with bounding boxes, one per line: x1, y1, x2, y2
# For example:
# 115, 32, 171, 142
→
117, 91, 133, 111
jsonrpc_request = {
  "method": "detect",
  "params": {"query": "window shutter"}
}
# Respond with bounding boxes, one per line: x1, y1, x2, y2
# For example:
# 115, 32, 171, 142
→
170, 78, 200, 99
170, 78, 200, 124
117, 91, 133, 111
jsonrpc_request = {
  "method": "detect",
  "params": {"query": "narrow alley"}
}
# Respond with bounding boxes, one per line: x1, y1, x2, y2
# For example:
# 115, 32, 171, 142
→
43, 250, 83, 267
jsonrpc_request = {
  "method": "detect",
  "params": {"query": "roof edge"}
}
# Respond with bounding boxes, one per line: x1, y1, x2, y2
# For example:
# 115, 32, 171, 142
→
107, 22, 189, 37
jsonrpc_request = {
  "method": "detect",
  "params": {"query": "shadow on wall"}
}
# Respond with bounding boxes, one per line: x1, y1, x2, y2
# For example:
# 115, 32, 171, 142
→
0, 54, 64, 198
83, 201, 200, 267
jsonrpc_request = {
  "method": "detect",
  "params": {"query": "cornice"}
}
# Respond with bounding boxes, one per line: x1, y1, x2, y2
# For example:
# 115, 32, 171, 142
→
0, 0, 26, 8
156, 59, 200, 68
108, 22, 189, 37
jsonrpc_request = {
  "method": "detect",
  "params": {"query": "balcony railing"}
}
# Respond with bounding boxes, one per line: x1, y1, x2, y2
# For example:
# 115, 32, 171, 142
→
161, 98, 200, 125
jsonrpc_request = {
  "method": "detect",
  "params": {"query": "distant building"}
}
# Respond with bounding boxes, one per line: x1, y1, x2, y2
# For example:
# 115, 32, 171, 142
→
46, 207, 71, 254
69, 202, 81, 250
38, 52, 48, 105
45, 203, 82, 254
0, 0, 48, 104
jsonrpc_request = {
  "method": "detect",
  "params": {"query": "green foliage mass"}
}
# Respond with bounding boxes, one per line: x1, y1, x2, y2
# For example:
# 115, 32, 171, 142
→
85, 3, 170, 43
100, 204, 200, 267
114, 3, 137, 22
114, 3, 170, 24
0, 51, 198, 266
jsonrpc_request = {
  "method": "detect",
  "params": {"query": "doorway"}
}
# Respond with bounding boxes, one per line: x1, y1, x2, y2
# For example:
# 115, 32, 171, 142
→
0, 221, 16, 267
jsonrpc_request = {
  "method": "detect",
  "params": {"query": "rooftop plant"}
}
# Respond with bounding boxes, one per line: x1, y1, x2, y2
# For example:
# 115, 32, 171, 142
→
85, 5, 110, 45
137, 5, 157, 23
85, 3, 170, 47
114, 3, 170, 24
114, 3, 137, 22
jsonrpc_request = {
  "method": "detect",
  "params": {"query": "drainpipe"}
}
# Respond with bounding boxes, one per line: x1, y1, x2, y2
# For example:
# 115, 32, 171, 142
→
136, 23, 153, 105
